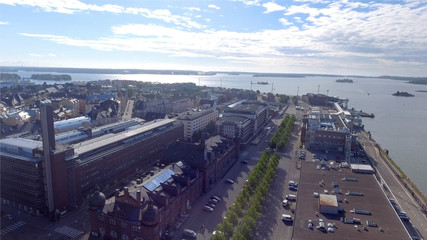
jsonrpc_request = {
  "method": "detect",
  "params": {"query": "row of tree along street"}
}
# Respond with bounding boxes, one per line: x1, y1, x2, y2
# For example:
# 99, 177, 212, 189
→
210, 115, 295, 240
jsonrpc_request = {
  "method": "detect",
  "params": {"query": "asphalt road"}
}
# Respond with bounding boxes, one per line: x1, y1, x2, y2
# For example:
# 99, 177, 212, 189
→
358, 132, 427, 240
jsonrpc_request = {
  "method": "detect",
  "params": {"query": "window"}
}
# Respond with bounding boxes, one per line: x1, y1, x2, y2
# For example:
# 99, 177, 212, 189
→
98, 215, 104, 222
109, 218, 116, 225
110, 230, 117, 238
132, 225, 140, 232
121, 221, 127, 228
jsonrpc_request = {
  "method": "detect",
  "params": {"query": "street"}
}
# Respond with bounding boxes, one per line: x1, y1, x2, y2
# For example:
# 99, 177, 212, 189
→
174, 103, 301, 240
358, 132, 426, 240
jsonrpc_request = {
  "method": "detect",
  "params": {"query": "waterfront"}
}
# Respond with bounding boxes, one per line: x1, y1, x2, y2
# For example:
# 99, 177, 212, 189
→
6, 71, 427, 196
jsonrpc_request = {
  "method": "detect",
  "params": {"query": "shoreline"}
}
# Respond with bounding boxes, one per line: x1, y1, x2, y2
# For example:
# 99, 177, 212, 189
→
362, 131, 426, 212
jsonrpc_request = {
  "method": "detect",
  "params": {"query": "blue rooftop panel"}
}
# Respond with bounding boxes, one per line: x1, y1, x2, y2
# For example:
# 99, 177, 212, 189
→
143, 169, 176, 192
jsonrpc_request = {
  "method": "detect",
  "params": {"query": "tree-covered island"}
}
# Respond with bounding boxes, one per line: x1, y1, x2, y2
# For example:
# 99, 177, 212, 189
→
30, 74, 72, 81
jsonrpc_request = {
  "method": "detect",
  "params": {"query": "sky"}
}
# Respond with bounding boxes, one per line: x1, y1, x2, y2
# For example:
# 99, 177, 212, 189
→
0, 0, 426, 77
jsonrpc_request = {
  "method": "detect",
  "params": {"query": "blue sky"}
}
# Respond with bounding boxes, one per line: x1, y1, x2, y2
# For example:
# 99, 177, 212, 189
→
0, 0, 426, 76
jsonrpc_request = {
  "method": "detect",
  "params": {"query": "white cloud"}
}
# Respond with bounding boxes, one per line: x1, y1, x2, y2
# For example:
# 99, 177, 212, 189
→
279, 18, 292, 26
262, 2, 286, 13
10, 1, 427, 76
0, 0, 204, 29
232, 0, 261, 6
185, 7, 200, 11
208, 4, 220, 10
284, 4, 320, 18
29, 53, 42, 57
48, 53, 56, 57
0, 21, 9, 24
293, 0, 330, 4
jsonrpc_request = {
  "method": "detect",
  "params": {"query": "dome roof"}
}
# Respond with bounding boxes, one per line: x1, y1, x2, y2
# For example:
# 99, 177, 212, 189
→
88, 189, 106, 210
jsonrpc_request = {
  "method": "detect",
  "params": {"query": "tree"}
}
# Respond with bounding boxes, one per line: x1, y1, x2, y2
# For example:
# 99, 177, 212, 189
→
218, 219, 234, 239
211, 231, 227, 240
226, 211, 239, 226
231, 231, 246, 240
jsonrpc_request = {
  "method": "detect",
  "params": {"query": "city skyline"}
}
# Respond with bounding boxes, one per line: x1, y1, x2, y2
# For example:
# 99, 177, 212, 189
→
1, 0, 427, 77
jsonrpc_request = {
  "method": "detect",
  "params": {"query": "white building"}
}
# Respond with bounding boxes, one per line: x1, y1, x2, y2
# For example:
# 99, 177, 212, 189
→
178, 108, 218, 141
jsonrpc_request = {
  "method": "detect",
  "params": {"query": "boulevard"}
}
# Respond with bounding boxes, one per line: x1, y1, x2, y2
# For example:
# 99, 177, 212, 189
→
358, 132, 426, 240
174, 104, 301, 240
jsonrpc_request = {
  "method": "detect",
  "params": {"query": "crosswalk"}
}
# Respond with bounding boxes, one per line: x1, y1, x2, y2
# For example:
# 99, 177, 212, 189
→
1, 221, 26, 235
54, 226, 83, 239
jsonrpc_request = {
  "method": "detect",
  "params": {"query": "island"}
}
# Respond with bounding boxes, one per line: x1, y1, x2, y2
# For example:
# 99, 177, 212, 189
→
392, 91, 414, 97
257, 81, 269, 85
30, 74, 72, 81
336, 78, 353, 83
0, 73, 21, 81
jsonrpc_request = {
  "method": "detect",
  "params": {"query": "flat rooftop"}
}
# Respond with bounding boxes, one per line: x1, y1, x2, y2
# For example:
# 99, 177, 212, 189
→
73, 118, 176, 156
225, 102, 263, 114
292, 160, 408, 240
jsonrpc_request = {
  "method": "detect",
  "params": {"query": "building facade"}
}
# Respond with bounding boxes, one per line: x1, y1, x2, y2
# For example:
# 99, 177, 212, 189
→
222, 101, 268, 139
178, 108, 218, 141
0, 110, 184, 220
89, 162, 204, 240
217, 116, 251, 143
301, 108, 355, 157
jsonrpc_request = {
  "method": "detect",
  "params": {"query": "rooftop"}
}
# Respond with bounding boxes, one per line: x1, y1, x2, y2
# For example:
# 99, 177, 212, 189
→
73, 118, 176, 156
292, 160, 408, 240
225, 102, 263, 114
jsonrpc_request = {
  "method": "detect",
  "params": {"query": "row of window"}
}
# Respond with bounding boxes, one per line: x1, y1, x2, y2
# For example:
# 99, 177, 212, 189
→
98, 216, 141, 232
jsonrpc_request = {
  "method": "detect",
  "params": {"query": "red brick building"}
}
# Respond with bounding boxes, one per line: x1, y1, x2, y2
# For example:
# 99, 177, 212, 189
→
89, 162, 204, 240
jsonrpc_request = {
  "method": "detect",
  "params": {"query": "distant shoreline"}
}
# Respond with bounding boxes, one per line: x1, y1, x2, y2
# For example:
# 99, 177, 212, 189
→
1, 66, 427, 85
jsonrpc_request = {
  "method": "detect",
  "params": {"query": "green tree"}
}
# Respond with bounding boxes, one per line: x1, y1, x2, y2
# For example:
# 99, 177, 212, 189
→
211, 230, 227, 240
218, 219, 234, 239
231, 231, 246, 240
226, 211, 239, 226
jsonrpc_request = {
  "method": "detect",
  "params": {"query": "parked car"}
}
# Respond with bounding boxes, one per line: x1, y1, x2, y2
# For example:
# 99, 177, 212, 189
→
209, 198, 219, 204
308, 220, 313, 229
203, 206, 214, 212
398, 211, 409, 219
288, 181, 298, 187
240, 160, 249, 164
282, 199, 289, 207
225, 179, 234, 184
286, 194, 297, 201
282, 214, 293, 222
289, 186, 298, 191
211, 196, 221, 202
183, 229, 197, 239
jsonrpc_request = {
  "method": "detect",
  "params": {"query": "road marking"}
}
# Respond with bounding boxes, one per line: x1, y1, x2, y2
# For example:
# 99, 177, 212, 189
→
54, 226, 83, 238
1, 221, 26, 235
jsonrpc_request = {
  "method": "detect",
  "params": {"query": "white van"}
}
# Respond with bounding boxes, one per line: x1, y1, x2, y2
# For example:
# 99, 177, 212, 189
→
282, 214, 293, 222
286, 194, 297, 201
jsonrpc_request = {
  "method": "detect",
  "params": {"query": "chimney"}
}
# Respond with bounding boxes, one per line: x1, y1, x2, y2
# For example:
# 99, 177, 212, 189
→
115, 189, 120, 197
136, 190, 141, 202
124, 187, 129, 196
